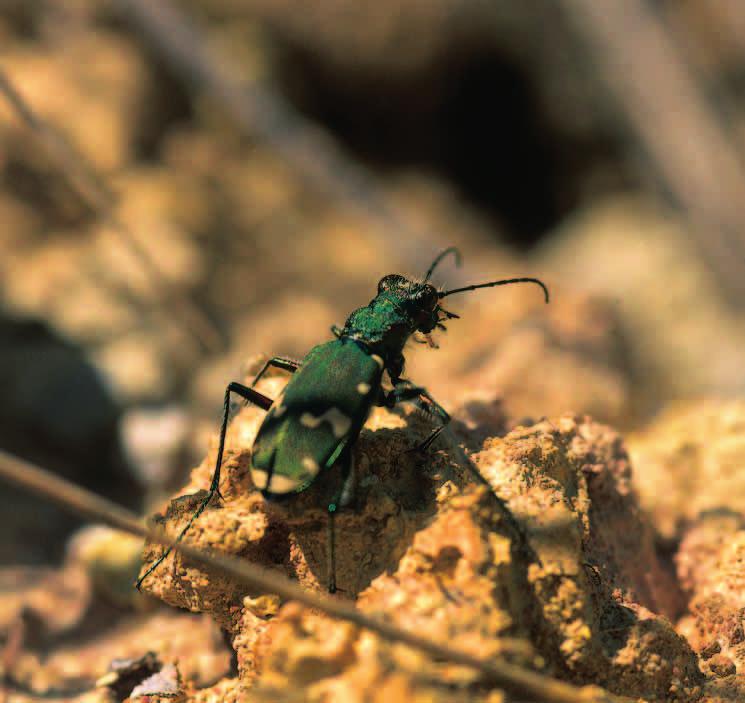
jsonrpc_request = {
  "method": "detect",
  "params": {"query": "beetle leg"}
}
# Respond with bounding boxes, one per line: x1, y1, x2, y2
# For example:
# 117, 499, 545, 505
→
325, 449, 355, 594
250, 356, 301, 387
327, 506, 337, 593
384, 380, 451, 453
136, 382, 273, 590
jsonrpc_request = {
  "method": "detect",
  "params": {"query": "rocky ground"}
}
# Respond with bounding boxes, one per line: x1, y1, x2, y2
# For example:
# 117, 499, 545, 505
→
122, 377, 745, 702
9, 380, 745, 701
4, 384, 745, 703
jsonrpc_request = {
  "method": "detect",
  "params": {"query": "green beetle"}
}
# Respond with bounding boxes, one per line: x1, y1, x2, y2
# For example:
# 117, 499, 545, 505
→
137, 248, 548, 592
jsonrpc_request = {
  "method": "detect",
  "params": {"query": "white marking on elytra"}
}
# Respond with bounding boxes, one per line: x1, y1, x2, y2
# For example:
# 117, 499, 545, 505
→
251, 468, 268, 489
371, 354, 384, 369
302, 456, 320, 473
356, 382, 371, 395
299, 408, 351, 438
268, 473, 301, 493
273, 403, 286, 418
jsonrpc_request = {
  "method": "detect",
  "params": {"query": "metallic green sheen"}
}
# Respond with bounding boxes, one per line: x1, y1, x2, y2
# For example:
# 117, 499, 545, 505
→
343, 289, 421, 357
252, 339, 382, 494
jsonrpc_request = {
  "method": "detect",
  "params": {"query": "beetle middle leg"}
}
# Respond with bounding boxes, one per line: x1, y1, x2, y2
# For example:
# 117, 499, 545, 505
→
382, 380, 451, 453
250, 356, 301, 387
136, 382, 273, 590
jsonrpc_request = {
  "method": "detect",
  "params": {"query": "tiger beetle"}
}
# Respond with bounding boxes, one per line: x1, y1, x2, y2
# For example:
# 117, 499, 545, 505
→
137, 248, 549, 593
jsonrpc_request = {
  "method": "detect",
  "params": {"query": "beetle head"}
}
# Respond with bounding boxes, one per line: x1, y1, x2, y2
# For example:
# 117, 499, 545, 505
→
374, 247, 549, 345
376, 274, 446, 334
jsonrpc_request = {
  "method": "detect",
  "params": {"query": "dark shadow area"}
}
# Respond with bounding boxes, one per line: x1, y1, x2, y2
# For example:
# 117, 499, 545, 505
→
1, 156, 92, 231
0, 0, 45, 38
132, 50, 195, 161
272, 38, 619, 247
94, 9, 196, 161
0, 312, 142, 564
597, 601, 638, 658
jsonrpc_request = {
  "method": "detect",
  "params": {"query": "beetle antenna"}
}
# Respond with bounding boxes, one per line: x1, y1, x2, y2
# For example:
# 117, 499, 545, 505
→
423, 247, 462, 282
440, 277, 549, 303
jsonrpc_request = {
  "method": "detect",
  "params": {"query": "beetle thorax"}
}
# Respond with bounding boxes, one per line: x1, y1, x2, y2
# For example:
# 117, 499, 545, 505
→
341, 294, 413, 358
340, 276, 441, 361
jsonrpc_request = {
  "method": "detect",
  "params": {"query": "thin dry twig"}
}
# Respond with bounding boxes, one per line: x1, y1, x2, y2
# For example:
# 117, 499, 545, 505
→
0, 67, 222, 352
111, 0, 438, 274
559, 0, 745, 307
0, 447, 629, 703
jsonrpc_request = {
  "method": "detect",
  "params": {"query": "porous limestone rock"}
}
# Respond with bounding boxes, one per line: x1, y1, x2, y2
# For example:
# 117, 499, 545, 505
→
140, 370, 700, 701
676, 512, 745, 694
629, 400, 745, 541
629, 400, 745, 702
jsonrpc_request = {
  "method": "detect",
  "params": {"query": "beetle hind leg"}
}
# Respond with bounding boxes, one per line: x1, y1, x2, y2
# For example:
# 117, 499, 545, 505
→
327, 507, 337, 593
136, 381, 273, 591
325, 451, 355, 594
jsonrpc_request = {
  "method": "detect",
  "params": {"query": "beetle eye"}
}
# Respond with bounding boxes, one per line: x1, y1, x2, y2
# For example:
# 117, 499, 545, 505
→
378, 274, 406, 293
417, 284, 438, 309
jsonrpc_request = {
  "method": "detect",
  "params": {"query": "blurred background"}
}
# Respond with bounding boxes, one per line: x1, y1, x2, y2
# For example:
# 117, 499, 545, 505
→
2, 0, 745, 569
6, 1, 745, 696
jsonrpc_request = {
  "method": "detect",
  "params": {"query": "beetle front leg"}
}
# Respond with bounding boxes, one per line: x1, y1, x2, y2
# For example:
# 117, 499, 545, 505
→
136, 382, 273, 590
382, 380, 451, 453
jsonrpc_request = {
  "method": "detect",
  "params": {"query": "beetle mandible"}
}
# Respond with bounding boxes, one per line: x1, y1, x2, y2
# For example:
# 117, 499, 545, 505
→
137, 248, 549, 592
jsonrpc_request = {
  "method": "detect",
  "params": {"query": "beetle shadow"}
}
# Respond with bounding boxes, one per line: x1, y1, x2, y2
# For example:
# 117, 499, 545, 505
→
273, 419, 440, 597
264, 395, 517, 597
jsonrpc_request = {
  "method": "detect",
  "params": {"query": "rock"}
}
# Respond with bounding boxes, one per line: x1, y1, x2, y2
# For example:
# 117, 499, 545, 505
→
412, 288, 634, 429
66, 526, 149, 611
708, 655, 736, 679
474, 417, 692, 697
628, 400, 745, 700
676, 513, 745, 678
0, 552, 231, 699
97, 651, 161, 701
700, 676, 745, 702
629, 400, 745, 541
0, 29, 158, 173
121, 406, 194, 498
139, 374, 700, 700
129, 662, 184, 700
0, 565, 91, 643
92, 331, 177, 404
540, 198, 745, 417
